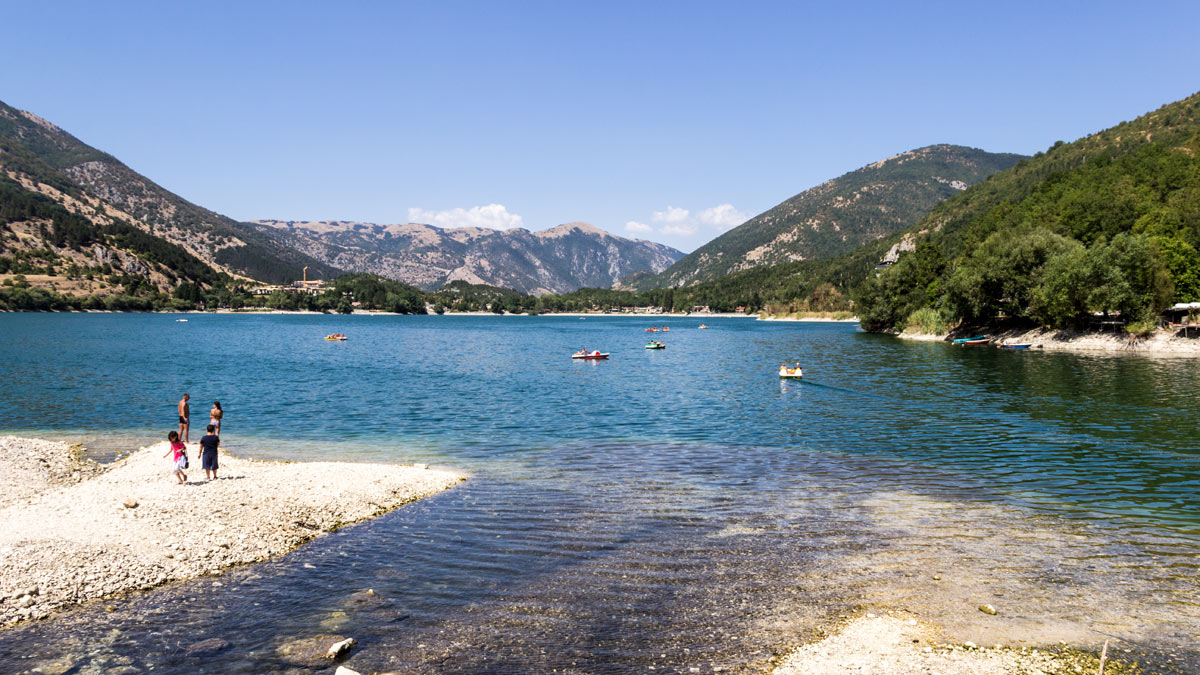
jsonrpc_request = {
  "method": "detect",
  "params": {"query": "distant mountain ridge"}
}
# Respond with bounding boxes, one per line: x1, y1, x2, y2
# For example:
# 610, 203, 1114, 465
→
252, 219, 683, 295
0, 99, 335, 285
638, 144, 1025, 289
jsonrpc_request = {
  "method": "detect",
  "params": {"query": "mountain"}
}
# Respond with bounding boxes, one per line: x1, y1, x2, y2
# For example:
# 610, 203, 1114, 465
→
638, 145, 1025, 289
852, 89, 1200, 333
0, 100, 338, 286
251, 219, 683, 295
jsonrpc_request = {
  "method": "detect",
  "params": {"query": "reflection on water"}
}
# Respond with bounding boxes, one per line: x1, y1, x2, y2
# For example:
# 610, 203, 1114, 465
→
0, 315, 1198, 672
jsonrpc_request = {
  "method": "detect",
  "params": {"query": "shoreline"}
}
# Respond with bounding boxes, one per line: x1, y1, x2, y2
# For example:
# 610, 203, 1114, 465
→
772, 612, 1137, 675
0, 436, 464, 628
898, 326, 1200, 355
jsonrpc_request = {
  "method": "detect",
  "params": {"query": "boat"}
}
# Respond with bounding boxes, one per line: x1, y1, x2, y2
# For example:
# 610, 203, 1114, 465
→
645, 341, 666, 349
176, 319, 188, 323
698, 324, 708, 329
952, 335, 987, 344
998, 343, 1033, 349
645, 327, 659, 332
661, 327, 670, 332
572, 350, 610, 360
324, 334, 347, 341
779, 365, 803, 379
959, 338, 990, 346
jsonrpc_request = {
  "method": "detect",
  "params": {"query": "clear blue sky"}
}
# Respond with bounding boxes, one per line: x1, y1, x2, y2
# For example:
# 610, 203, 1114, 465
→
3, 1, 1199, 252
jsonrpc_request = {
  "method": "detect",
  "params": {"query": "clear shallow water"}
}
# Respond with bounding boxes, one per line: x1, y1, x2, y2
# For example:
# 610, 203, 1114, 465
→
0, 314, 1198, 673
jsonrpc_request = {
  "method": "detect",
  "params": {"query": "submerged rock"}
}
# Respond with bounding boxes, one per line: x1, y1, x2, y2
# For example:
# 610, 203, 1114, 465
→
185, 637, 232, 656
275, 634, 348, 667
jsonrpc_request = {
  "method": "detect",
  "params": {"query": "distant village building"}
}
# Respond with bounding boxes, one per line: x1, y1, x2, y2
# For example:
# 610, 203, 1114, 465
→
249, 276, 328, 296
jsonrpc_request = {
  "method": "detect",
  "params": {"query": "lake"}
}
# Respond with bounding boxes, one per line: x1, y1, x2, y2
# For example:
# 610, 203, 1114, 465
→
0, 313, 1197, 672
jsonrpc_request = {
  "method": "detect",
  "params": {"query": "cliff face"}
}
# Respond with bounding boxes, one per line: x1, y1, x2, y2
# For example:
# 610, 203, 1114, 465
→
252, 219, 683, 295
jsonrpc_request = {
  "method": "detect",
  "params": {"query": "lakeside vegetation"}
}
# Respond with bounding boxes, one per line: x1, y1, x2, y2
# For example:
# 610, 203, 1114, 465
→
855, 93, 1200, 334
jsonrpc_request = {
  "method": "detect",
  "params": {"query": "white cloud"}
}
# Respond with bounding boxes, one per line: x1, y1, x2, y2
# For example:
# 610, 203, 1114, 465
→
698, 203, 748, 231
652, 205, 690, 224
632, 202, 747, 241
407, 203, 524, 230
660, 222, 698, 236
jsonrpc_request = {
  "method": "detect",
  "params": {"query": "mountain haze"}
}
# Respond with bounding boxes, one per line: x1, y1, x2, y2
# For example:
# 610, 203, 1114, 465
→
252, 219, 683, 295
641, 145, 1025, 289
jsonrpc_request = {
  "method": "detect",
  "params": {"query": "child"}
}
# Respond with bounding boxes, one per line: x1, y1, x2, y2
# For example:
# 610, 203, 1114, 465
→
164, 430, 188, 484
199, 424, 220, 480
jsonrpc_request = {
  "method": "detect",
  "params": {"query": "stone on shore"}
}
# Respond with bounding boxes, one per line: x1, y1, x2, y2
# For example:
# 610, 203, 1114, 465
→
276, 634, 349, 667
327, 637, 357, 660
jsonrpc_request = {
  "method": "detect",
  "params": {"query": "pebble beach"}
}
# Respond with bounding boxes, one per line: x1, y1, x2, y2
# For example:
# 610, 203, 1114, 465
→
0, 436, 464, 628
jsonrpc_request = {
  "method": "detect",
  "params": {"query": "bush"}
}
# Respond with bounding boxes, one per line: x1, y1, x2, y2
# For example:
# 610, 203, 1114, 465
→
903, 306, 953, 334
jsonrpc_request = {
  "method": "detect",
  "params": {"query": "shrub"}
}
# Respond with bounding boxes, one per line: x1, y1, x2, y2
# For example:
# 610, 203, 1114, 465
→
903, 306, 953, 335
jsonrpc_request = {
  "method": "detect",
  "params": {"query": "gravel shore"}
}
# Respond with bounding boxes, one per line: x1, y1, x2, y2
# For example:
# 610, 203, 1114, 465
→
899, 326, 1200, 354
773, 613, 1132, 675
0, 436, 464, 628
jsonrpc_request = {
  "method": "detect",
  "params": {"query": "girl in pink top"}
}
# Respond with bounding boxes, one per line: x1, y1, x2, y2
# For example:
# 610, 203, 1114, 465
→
163, 430, 188, 484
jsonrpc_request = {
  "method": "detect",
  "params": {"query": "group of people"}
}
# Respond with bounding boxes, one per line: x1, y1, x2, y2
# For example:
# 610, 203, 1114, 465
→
164, 393, 223, 484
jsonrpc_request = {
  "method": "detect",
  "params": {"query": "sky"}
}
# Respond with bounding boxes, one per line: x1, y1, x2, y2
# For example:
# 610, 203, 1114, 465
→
3, 1, 1199, 253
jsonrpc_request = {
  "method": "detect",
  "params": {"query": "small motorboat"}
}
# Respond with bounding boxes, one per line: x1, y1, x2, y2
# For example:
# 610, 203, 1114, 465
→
952, 335, 987, 344
176, 319, 188, 322
572, 350, 610, 360
998, 343, 1033, 349
325, 334, 348, 341
779, 365, 803, 379
645, 341, 666, 349
959, 338, 990, 346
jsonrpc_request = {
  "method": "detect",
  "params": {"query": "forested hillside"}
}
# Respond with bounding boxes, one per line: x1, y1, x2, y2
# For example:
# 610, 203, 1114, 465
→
855, 90, 1200, 334
0, 100, 338, 285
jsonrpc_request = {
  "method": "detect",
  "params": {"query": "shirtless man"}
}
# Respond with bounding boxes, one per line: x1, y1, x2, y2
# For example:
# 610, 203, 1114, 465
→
178, 393, 191, 444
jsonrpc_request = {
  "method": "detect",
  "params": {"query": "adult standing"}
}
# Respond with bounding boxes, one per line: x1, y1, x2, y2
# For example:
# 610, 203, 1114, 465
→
199, 424, 220, 480
209, 401, 223, 435
178, 393, 190, 444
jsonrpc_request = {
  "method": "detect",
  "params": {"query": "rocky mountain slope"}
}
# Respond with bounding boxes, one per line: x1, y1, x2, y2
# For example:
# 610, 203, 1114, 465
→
638, 145, 1025, 289
252, 219, 683, 295
0, 100, 337, 286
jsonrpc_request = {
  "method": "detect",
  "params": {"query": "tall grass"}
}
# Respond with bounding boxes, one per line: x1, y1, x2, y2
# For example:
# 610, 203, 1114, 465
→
903, 306, 952, 335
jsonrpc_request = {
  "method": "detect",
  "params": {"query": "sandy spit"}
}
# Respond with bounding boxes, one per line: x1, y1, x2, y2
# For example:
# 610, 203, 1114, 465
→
757, 315, 861, 323
899, 327, 1200, 354
0, 436, 464, 628
773, 613, 1127, 675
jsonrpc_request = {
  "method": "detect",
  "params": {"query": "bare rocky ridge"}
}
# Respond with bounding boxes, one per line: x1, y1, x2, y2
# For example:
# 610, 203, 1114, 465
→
253, 219, 684, 295
0, 436, 464, 628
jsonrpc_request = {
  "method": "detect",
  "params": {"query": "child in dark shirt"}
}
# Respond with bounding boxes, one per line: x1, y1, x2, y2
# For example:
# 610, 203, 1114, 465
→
199, 424, 220, 480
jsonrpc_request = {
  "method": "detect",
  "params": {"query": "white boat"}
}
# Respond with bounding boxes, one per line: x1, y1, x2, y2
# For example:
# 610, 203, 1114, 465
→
572, 350, 610, 360
778, 366, 803, 379
176, 319, 188, 322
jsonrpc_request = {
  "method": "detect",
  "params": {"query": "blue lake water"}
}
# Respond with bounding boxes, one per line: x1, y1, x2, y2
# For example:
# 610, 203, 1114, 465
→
0, 313, 1198, 672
